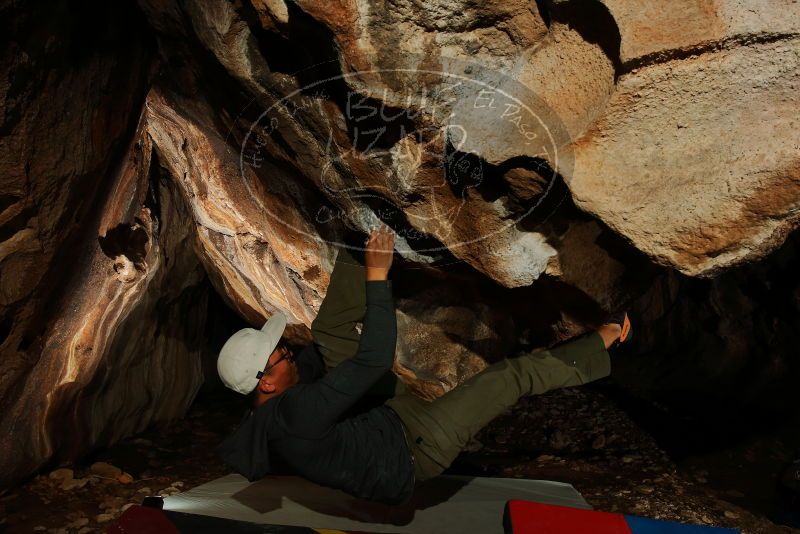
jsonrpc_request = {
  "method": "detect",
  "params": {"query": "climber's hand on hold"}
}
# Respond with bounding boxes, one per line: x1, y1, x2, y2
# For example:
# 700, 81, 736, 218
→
365, 224, 395, 281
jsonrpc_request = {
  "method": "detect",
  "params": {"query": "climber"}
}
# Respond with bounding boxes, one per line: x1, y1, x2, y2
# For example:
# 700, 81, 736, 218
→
216, 224, 633, 504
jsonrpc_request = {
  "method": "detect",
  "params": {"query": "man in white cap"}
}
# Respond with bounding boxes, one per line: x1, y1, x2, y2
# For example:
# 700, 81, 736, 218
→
217, 225, 632, 504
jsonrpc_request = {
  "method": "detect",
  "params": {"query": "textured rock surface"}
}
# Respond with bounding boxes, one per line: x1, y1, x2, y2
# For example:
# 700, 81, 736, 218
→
599, 0, 800, 65
145, 90, 332, 329
570, 36, 800, 276
0, 1, 171, 485
1, 0, 799, 491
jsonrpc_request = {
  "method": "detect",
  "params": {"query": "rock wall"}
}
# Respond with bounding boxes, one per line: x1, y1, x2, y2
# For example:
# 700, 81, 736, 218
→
570, 0, 800, 276
1, 1, 161, 485
0, 0, 798, 487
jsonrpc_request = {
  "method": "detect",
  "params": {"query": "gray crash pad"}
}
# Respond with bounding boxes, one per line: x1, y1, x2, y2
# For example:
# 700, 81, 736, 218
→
163, 474, 590, 534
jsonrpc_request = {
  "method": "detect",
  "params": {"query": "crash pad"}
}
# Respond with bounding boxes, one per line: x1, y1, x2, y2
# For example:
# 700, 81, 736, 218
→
503, 500, 741, 534
162, 474, 590, 534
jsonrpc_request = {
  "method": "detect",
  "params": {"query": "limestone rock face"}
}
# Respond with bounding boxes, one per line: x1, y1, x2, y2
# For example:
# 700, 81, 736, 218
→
1, 0, 799, 488
0, 1, 172, 485
598, 0, 800, 65
144, 90, 333, 329
568, 0, 800, 276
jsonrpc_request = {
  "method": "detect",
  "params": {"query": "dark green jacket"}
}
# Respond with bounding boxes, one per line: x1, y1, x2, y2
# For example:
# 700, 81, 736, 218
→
217, 280, 415, 504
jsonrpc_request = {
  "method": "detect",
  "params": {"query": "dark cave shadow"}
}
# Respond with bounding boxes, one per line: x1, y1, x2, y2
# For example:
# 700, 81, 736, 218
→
235, 1, 415, 153
543, 0, 623, 75
598, 226, 800, 461
441, 143, 576, 235
527, 278, 606, 329
231, 475, 470, 526
440, 332, 513, 365
406, 270, 611, 372
596, 382, 792, 461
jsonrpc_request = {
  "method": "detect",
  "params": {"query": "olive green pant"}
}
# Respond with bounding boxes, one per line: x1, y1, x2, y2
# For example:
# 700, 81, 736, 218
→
312, 246, 611, 482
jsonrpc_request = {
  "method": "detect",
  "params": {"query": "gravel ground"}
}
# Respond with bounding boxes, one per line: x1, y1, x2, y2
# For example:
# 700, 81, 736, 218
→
1, 387, 798, 533
456, 388, 799, 534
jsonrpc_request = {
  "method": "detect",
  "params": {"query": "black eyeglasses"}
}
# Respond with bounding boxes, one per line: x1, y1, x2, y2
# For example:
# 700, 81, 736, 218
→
256, 343, 295, 379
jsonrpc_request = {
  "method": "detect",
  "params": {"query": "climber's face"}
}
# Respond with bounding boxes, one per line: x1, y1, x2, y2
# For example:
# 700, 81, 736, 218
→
253, 341, 299, 406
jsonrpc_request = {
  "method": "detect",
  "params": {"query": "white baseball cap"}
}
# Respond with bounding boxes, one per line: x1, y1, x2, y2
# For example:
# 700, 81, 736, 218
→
217, 311, 288, 394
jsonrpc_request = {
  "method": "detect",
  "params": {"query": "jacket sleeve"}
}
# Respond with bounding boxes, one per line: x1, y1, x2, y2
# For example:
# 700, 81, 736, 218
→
276, 280, 397, 438
295, 343, 326, 384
